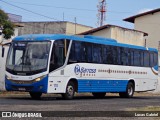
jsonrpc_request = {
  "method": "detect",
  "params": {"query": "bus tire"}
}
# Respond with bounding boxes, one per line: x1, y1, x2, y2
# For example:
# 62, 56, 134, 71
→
92, 92, 106, 98
29, 92, 42, 100
119, 82, 134, 98
61, 81, 75, 100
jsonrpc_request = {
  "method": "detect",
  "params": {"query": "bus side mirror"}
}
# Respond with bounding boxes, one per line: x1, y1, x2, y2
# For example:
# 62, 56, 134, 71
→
2, 46, 5, 58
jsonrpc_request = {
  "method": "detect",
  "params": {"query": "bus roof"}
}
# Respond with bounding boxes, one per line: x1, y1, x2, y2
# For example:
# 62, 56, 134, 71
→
13, 34, 157, 52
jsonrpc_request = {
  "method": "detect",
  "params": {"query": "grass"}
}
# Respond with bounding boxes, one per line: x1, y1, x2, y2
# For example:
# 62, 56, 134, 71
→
127, 106, 160, 111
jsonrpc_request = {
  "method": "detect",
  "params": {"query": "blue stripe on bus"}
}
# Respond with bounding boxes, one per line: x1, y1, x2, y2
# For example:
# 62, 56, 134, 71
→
13, 34, 157, 52
77, 80, 128, 93
153, 65, 158, 71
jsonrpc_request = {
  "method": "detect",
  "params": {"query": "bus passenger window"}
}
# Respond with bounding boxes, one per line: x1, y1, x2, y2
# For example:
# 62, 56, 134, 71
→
102, 47, 107, 64
81, 43, 86, 62
140, 52, 144, 66
112, 46, 117, 65
128, 49, 131, 66
117, 47, 121, 65
154, 53, 158, 66
130, 50, 134, 66
68, 41, 87, 63
107, 46, 113, 64
86, 43, 92, 63
75, 42, 81, 61
92, 44, 102, 63
144, 52, 149, 67
150, 53, 154, 67
121, 48, 128, 65
134, 51, 140, 66
50, 40, 69, 72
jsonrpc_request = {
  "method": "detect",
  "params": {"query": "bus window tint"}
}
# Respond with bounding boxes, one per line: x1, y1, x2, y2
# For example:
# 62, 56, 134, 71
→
92, 44, 102, 63
69, 41, 87, 63
150, 53, 154, 67
130, 50, 134, 66
154, 52, 158, 66
140, 52, 144, 66
106, 46, 113, 64
112, 46, 117, 65
50, 39, 69, 72
127, 49, 131, 66
144, 52, 149, 67
117, 47, 121, 65
134, 51, 140, 66
86, 43, 92, 63
75, 42, 81, 62
103, 47, 108, 64
121, 48, 128, 65
67, 40, 158, 68
81, 43, 86, 62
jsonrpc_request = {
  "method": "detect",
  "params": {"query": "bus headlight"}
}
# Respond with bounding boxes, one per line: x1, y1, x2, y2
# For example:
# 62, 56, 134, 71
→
34, 75, 46, 82
6, 76, 11, 80
35, 77, 41, 82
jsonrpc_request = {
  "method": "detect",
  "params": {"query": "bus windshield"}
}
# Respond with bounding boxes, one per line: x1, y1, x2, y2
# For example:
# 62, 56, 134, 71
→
6, 41, 51, 75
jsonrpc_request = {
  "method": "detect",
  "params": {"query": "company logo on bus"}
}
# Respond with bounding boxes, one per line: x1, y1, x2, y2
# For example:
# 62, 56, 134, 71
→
74, 64, 96, 75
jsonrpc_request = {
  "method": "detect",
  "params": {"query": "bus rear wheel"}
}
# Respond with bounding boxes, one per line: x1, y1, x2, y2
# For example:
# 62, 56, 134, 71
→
119, 82, 134, 98
61, 81, 75, 100
92, 92, 106, 98
29, 92, 42, 100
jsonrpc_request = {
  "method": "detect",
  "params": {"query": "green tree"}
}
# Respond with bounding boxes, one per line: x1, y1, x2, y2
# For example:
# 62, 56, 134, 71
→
0, 9, 14, 40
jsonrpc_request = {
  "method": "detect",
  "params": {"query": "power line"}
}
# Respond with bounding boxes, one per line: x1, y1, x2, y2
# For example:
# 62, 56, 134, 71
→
5, 0, 134, 14
0, 0, 72, 34
6, 1, 96, 12
8, 1, 96, 12
0, 0, 60, 21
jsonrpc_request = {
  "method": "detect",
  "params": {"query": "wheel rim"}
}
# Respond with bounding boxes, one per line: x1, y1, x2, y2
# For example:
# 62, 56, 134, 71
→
128, 85, 133, 96
67, 85, 74, 96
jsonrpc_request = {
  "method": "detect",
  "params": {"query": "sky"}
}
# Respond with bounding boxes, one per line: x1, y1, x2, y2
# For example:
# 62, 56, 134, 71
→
0, 0, 160, 29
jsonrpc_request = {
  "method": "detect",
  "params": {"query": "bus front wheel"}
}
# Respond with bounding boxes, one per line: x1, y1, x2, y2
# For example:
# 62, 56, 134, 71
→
61, 81, 75, 100
92, 92, 106, 98
29, 92, 42, 100
119, 82, 134, 98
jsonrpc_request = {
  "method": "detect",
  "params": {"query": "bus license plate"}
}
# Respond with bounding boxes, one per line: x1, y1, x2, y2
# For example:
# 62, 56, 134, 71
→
18, 88, 26, 91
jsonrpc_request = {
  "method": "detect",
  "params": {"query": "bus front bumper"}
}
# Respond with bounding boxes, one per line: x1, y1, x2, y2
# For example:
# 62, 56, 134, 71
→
5, 75, 48, 93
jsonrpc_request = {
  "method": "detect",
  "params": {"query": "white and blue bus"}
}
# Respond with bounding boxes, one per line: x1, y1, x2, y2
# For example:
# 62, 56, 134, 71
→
4, 34, 158, 99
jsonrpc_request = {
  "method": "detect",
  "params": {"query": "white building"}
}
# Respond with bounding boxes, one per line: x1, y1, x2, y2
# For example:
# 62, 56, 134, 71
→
0, 23, 23, 90
124, 8, 160, 92
124, 8, 160, 50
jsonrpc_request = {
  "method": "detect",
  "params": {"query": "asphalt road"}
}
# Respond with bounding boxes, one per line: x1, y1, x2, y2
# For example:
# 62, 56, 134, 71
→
0, 93, 160, 119
0, 93, 160, 111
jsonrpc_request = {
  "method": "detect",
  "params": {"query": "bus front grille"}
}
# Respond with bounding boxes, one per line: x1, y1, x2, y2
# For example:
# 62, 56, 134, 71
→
9, 80, 35, 84
11, 85, 33, 91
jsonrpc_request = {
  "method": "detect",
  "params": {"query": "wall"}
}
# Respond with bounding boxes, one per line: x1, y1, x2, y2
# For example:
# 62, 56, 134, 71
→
88, 26, 144, 46
0, 28, 18, 90
134, 12, 160, 49
111, 26, 145, 46
17, 22, 92, 35
90, 28, 112, 38
17, 22, 66, 35
0, 45, 9, 90
66, 22, 92, 35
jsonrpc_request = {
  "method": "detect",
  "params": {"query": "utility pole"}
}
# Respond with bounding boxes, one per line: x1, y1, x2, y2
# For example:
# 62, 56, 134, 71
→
97, 0, 106, 26
74, 17, 77, 35
63, 12, 64, 21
